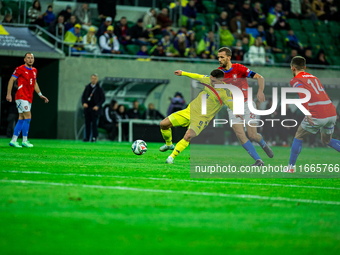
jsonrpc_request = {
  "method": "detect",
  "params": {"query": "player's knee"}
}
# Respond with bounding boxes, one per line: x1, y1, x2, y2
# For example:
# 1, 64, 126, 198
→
321, 136, 331, 145
247, 133, 257, 141
160, 119, 169, 129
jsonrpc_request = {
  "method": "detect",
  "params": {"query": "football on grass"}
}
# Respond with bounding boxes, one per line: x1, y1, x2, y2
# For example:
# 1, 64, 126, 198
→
132, 140, 147, 155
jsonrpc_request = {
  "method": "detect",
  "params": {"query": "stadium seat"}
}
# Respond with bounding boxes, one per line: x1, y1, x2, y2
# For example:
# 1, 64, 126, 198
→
315, 21, 328, 34
205, 13, 218, 28
287, 19, 303, 32
329, 56, 340, 65
297, 32, 309, 46
301, 19, 316, 33
274, 53, 286, 63
202, 1, 216, 13
194, 25, 208, 41
307, 32, 321, 44
323, 44, 340, 56
319, 32, 334, 46
196, 13, 206, 25
127, 21, 135, 28
126, 44, 140, 55
328, 21, 340, 34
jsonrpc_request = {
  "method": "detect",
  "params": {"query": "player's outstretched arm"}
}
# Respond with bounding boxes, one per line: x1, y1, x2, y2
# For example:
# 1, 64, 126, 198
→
34, 81, 49, 103
6, 76, 17, 102
253, 73, 265, 103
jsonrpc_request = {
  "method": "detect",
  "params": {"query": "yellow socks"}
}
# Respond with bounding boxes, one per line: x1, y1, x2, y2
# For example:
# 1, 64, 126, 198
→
161, 128, 172, 146
170, 139, 189, 158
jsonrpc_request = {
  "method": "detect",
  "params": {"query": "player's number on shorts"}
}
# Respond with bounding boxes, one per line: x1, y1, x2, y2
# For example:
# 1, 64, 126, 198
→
308, 79, 324, 95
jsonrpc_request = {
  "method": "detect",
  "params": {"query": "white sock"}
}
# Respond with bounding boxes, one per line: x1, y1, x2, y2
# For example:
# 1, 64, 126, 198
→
23, 136, 27, 142
11, 135, 18, 142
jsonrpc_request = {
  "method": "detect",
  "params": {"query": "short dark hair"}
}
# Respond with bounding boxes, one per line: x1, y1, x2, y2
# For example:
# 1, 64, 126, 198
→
24, 52, 33, 58
291, 56, 306, 70
218, 47, 232, 57
210, 69, 224, 79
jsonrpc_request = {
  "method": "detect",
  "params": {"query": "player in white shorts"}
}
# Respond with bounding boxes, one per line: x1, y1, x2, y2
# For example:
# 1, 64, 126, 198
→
285, 56, 339, 173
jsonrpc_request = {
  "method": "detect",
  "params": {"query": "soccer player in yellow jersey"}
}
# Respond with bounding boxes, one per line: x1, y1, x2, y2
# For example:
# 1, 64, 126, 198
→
159, 69, 234, 164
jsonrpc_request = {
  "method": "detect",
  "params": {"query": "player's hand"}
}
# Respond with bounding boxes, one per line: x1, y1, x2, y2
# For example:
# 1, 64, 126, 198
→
6, 94, 12, 102
307, 115, 315, 126
257, 91, 265, 103
236, 115, 244, 120
40, 95, 49, 103
174, 70, 182, 76
93, 106, 99, 111
83, 103, 88, 108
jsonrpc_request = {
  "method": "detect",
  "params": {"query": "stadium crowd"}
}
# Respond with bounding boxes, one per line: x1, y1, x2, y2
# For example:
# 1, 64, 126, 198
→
3, 0, 335, 65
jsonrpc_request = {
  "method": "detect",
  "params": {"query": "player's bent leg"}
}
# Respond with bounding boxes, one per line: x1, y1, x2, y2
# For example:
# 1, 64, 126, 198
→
10, 113, 25, 146
21, 111, 32, 146
233, 124, 264, 165
160, 117, 175, 152
322, 133, 340, 152
247, 126, 273, 158
167, 129, 195, 164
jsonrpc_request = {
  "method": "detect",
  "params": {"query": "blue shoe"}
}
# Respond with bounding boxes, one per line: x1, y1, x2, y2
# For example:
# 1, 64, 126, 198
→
159, 144, 175, 152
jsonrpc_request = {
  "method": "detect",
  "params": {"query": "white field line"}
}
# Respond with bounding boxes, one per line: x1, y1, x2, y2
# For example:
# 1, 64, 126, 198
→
1, 179, 340, 206
2, 170, 340, 191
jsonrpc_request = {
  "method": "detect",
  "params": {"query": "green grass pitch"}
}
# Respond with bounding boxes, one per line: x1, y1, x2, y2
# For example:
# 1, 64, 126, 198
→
0, 138, 340, 254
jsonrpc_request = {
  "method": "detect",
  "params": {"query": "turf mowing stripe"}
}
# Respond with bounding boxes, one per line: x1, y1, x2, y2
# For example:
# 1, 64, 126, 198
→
1, 179, 340, 206
2, 170, 340, 191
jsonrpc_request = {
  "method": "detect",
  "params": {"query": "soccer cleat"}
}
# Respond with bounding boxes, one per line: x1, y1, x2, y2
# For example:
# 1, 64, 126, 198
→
262, 143, 274, 158
159, 144, 175, 152
9, 141, 22, 148
22, 141, 33, 148
251, 159, 264, 166
283, 165, 295, 173
166, 156, 174, 164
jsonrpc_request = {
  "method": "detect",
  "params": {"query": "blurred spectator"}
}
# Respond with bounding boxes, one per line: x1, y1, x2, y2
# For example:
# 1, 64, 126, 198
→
83, 27, 100, 54
157, 8, 173, 29
241, 0, 257, 28
64, 24, 86, 54
143, 8, 157, 30
114, 16, 131, 45
267, 2, 290, 30
197, 31, 217, 59
225, 1, 237, 20
75, 3, 93, 31
215, 11, 229, 31
100, 100, 119, 141
312, 0, 326, 20
290, 0, 302, 19
187, 31, 197, 58
285, 30, 303, 52
219, 22, 234, 47
304, 48, 315, 64
230, 12, 246, 39
252, 2, 266, 26
195, 0, 208, 14
182, 0, 201, 30
97, 17, 112, 37
301, 0, 318, 20
117, 104, 129, 141
232, 40, 244, 61
143, 103, 164, 120
43, 5, 55, 26
58, 5, 72, 22
98, 0, 117, 22
285, 49, 298, 63
167, 92, 185, 115
282, 0, 292, 18
248, 37, 266, 65
242, 34, 251, 52
173, 33, 190, 57
250, 24, 266, 42
324, 0, 338, 21
137, 45, 149, 56
161, 33, 176, 57
314, 50, 330, 66
127, 101, 141, 119
65, 15, 76, 31
262, 0, 281, 14
81, 74, 105, 142
2, 14, 12, 23
151, 42, 166, 57
130, 19, 150, 45
28, 0, 44, 26
265, 27, 282, 53
99, 25, 120, 54
49, 15, 65, 38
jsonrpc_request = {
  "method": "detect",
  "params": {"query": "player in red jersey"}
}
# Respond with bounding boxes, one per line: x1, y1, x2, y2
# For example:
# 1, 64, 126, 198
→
217, 47, 273, 166
285, 56, 340, 172
6, 52, 49, 148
